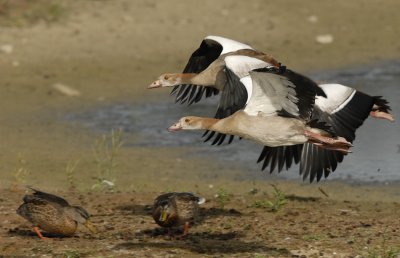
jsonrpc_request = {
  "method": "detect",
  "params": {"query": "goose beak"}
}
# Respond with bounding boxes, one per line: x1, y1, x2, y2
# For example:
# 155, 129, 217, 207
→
148, 80, 162, 89
84, 220, 97, 234
168, 122, 182, 132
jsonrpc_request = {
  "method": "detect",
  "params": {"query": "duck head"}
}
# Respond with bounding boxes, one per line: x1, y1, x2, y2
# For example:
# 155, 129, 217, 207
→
65, 206, 97, 233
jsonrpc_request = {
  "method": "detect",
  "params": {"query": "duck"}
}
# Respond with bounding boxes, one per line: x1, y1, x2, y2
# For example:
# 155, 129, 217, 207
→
149, 37, 280, 145
17, 187, 96, 239
152, 192, 205, 236
167, 55, 394, 182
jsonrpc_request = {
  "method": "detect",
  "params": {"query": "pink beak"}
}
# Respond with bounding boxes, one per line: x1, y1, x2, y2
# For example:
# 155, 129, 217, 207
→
148, 80, 162, 89
168, 122, 182, 132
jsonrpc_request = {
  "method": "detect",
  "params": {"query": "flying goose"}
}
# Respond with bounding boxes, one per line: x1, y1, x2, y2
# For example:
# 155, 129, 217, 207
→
148, 39, 280, 145
167, 56, 394, 182
148, 35, 280, 105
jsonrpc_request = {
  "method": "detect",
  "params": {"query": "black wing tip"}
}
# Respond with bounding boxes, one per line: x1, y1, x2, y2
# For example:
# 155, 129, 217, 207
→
258, 145, 303, 175
373, 96, 392, 112
299, 145, 345, 183
171, 85, 219, 105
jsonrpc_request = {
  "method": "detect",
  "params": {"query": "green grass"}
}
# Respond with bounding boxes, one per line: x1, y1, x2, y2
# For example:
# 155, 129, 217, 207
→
214, 188, 231, 209
66, 159, 79, 191
252, 184, 287, 212
11, 153, 30, 190
91, 129, 123, 191
366, 248, 400, 258
0, 0, 68, 27
63, 250, 81, 258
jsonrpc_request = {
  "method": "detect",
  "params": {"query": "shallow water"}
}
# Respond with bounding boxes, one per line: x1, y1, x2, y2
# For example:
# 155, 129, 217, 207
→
68, 61, 400, 182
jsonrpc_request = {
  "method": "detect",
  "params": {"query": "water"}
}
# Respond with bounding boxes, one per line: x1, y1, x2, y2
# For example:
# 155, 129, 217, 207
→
68, 61, 400, 182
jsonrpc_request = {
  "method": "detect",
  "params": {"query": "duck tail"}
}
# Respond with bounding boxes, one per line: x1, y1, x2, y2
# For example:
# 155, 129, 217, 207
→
197, 197, 206, 205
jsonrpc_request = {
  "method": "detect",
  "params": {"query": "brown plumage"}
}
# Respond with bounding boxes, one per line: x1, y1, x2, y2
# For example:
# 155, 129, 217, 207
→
17, 187, 96, 239
152, 192, 205, 235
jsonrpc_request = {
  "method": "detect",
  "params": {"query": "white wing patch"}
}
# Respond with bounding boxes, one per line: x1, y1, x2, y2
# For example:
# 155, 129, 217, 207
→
244, 72, 299, 117
316, 84, 356, 114
240, 76, 253, 104
224, 55, 273, 79
205, 35, 253, 54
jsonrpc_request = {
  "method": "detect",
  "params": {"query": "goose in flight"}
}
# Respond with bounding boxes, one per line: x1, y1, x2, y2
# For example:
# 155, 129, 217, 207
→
148, 35, 280, 105
149, 37, 280, 145
167, 56, 394, 182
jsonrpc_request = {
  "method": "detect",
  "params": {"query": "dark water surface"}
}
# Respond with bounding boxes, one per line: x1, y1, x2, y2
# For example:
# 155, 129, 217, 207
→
68, 61, 400, 182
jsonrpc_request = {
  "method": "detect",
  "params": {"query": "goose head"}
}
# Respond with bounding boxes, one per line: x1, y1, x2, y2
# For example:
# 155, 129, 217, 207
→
168, 116, 210, 132
148, 73, 183, 89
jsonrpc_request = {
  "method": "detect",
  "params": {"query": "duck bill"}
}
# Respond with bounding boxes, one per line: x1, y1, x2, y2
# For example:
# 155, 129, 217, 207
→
148, 80, 162, 89
159, 210, 169, 222
84, 220, 97, 233
167, 122, 182, 132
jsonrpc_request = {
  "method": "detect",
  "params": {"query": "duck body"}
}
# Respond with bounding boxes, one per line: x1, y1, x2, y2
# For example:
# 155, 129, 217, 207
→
152, 192, 205, 233
16, 187, 95, 239
17, 195, 78, 236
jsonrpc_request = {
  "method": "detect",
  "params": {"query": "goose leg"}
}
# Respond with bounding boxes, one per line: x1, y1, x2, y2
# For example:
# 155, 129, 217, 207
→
33, 226, 46, 240
370, 111, 395, 122
305, 131, 352, 147
305, 130, 352, 154
311, 141, 352, 154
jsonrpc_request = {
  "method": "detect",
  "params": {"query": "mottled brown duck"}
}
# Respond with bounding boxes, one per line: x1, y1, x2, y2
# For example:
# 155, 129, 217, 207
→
17, 187, 96, 239
152, 192, 205, 236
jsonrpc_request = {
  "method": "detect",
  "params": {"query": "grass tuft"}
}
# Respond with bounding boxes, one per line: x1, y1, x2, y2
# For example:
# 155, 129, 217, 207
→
10, 153, 30, 191
252, 184, 287, 212
91, 129, 123, 191
66, 160, 79, 191
214, 188, 231, 209
0, 0, 68, 27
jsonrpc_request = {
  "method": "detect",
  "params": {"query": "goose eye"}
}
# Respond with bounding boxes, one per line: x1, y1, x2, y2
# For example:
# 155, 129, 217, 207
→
164, 75, 169, 80
184, 119, 190, 123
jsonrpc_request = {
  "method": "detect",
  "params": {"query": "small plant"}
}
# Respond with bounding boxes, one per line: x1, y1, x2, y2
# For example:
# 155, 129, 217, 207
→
302, 234, 325, 241
0, 0, 68, 27
63, 250, 81, 258
365, 228, 400, 258
252, 184, 287, 212
248, 188, 259, 195
253, 254, 267, 258
66, 160, 79, 191
366, 248, 400, 258
91, 129, 123, 191
10, 153, 30, 191
214, 188, 231, 209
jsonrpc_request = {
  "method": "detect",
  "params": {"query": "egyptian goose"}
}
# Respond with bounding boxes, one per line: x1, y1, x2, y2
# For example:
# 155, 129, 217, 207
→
148, 35, 280, 105
167, 56, 394, 182
152, 192, 205, 236
17, 187, 96, 239
148, 38, 280, 145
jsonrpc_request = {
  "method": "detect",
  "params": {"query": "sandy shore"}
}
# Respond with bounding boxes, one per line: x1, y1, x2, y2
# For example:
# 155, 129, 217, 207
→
0, 0, 399, 256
